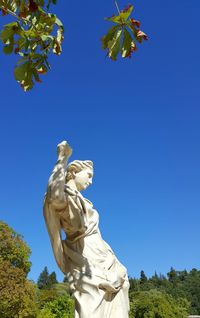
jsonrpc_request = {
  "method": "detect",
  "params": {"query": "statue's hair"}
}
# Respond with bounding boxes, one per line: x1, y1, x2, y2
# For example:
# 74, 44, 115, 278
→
65, 160, 93, 181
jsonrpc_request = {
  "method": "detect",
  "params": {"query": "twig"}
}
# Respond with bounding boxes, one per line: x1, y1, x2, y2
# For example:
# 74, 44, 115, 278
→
114, 0, 121, 15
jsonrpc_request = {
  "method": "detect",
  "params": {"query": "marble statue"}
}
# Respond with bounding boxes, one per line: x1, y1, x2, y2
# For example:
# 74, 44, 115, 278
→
43, 141, 130, 318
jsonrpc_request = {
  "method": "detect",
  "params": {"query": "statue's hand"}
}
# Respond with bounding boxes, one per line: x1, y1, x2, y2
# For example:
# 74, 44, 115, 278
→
57, 140, 72, 160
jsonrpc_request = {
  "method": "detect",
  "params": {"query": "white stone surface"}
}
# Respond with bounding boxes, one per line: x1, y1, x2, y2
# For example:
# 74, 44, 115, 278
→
43, 141, 130, 318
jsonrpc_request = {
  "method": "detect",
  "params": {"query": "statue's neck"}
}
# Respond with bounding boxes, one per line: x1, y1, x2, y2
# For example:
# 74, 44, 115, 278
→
66, 179, 78, 192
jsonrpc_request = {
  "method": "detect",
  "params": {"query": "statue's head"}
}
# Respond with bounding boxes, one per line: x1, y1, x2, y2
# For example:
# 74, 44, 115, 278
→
65, 160, 93, 191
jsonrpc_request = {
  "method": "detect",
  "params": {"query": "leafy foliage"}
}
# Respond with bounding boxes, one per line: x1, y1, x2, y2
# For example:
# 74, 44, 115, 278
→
37, 288, 58, 309
0, 221, 37, 318
36, 282, 73, 317
37, 307, 56, 318
102, 3, 148, 60
43, 295, 74, 318
129, 268, 200, 315
129, 289, 190, 318
0, 220, 31, 275
0, 0, 63, 91
0, 1, 147, 90
0, 257, 37, 317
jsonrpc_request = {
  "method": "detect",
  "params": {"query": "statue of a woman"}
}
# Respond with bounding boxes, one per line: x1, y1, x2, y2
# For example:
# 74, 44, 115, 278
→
43, 141, 130, 318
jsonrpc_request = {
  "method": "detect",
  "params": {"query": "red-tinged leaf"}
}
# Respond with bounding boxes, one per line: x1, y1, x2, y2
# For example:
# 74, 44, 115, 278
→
130, 18, 140, 28
33, 68, 42, 82
19, 10, 28, 18
2, 8, 7, 16
14, 47, 20, 54
121, 4, 132, 13
35, 76, 42, 83
37, 65, 47, 74
29, 0, 38, 12
130, 41, 137, 53
53, 40, 62, 55
136, 30, 148, 42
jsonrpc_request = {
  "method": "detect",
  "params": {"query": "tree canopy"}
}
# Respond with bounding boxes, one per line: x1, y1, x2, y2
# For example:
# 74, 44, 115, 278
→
0, 221, 37, 318
0, 220, 31, 274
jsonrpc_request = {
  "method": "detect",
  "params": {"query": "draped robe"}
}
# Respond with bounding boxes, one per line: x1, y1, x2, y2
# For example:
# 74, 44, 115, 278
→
44, 185, 130, 318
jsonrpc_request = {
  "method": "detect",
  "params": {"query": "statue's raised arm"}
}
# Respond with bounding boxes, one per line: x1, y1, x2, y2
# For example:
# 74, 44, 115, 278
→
43, 141, 72, 273
47, 140, 72, 206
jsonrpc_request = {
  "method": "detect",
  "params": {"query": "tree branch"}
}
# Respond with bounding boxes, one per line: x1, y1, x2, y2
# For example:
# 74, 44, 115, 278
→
0, 5, 26, 22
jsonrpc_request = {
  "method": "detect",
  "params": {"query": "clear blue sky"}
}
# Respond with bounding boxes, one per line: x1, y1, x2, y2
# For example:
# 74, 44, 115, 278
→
0, 0, 200, 282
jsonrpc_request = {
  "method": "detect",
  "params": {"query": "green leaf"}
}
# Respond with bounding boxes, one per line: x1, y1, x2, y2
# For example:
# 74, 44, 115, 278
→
105, 15, 122, 24
3, 43, 14, 55
17, 37, 26, 51
121, 29, 132, 58
55, 17, 64, 30
108, 29, 122, 60
0, 23, 18, 43
14, 61, 34, 91
41, 34, 53, 41
17, 56, 29, 65
106, 5, 134, 24
120, 5, 134, 21
101, 25, 120, 50
2, 22, 19, 29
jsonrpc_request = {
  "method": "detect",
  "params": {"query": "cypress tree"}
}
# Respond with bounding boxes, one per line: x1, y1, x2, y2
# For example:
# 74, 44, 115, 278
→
37, 266, 49, 289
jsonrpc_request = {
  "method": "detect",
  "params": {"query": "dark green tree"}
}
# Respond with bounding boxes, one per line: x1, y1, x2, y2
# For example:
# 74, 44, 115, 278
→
38, 267, 58, 289
183, 268, 200, 315
167, 267, 178, 284
38, 266, 50, 289
48, 271, 58, 286
140, 270, 148, 285
129, 277, 140, 292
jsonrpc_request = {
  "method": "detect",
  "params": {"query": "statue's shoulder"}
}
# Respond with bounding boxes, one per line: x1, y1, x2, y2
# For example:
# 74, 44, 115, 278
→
84, 197, 93, 206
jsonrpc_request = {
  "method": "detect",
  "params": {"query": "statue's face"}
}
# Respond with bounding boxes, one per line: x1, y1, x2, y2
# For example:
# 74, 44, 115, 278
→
74, 168, 93, 191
